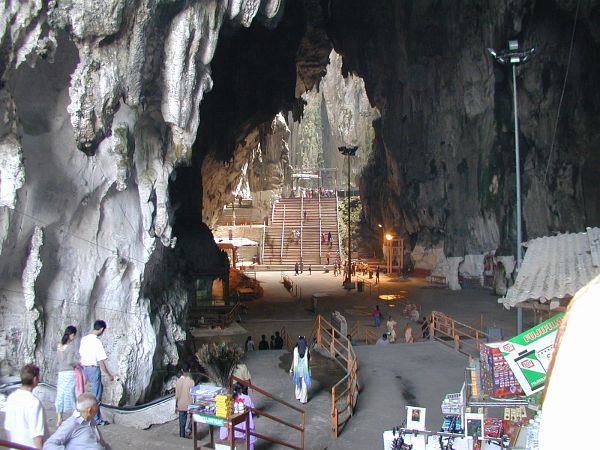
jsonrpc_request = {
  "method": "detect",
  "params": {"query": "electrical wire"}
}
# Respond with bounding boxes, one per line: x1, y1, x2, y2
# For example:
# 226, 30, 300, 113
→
9, 207, 150, 267
544, 0, 581, 184
0, 287, 151, 318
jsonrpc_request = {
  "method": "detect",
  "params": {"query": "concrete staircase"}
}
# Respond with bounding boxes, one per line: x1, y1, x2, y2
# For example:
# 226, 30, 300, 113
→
263, 196, 341, 265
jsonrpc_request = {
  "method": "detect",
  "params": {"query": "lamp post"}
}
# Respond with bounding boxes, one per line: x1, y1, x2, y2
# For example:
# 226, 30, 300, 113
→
339, 146, 358, 288
488, 40, 535, 334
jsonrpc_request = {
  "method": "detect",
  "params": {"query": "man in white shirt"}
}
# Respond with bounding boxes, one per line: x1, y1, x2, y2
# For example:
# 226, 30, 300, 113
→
79, 320, 114, 426
4, 364, 46, 448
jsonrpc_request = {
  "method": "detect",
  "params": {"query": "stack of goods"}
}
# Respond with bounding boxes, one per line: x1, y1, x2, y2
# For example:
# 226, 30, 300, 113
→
480, 343, 523, 398
188, 384, 227, 415
441, 415, 463, 433
484, 417, 503, 438
215, 393, 233, 418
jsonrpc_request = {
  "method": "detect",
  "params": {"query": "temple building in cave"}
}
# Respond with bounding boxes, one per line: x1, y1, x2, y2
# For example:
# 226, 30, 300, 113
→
1, 0, 599, 412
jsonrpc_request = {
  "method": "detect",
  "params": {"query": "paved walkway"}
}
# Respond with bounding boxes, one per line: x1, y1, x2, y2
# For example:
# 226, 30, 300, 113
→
1, 272, 524, 449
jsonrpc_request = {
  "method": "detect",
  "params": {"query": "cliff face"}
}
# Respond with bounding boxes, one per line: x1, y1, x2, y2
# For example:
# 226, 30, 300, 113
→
326, 0, 600, 265
1, 0, 599, 403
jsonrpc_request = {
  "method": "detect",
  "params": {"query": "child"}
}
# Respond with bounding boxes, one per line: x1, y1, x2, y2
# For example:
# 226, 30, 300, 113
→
175, 362, 195, 438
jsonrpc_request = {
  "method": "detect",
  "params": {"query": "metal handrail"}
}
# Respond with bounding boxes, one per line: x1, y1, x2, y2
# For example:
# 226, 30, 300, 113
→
280, 204, 286, 263
231, 376, 305, 450
318, 193, 322, 263
430, 311, 499, 356
310, 315, 359, 437
260, 222, 266, 264
335, 190, 342, 258
300, 196, 304, 261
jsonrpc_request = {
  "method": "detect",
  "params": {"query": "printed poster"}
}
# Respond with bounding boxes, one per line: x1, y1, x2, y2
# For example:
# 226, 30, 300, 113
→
499, 313, 564, 396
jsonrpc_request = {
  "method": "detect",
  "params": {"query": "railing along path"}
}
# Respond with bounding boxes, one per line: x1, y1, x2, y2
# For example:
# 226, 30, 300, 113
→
230, 377, 305, 450
308, 315, 359, 437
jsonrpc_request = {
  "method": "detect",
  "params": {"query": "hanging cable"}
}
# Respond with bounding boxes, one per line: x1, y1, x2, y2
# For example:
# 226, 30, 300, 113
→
9, 207, 149, 266
0, 287, 151, 318
544, 0, 580, 184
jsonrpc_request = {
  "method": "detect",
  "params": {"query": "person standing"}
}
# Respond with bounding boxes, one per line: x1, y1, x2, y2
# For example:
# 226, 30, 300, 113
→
299, 260, 304, 274
55, 325, 79, 427
245, 336, 255, 352
372, 305, 382, 328
386, 316, 397, 343
79, 320, 114, 426
308, 264, 312, 275
175, 362, 194, 438
233, 360, 252, 394
44, 393, 110, 449
4, 364, 46, 449
421, 316, 431, 339
404, 324, 415, 343
274, 331, 284, 349
258, 335, 269, 350
294, 261, 299, 276
326, 251, 330, 265
269, 335, 276, 349
289, 337, 311, 404
375, 266, 380, 284
327, 231, 332, 243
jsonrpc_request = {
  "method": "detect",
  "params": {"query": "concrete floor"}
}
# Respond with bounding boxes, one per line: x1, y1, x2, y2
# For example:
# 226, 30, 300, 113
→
1, 271, 526, 449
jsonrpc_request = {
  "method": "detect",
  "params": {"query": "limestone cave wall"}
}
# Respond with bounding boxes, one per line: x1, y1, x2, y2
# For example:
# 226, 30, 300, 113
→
0, 0, 335, 404
1, 0, 599, 405
325, 0, 600, 267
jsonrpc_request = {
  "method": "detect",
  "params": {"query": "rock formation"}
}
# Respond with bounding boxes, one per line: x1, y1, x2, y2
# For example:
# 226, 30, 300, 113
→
1, 0, 599, 404
326, 1, 600, 271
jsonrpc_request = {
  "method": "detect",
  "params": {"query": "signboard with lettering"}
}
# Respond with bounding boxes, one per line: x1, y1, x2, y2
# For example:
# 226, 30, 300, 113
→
193, 413, 225, 426
500, 313, 564, 396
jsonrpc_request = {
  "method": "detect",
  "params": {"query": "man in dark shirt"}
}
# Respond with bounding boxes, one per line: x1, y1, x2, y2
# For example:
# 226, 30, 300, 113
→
274, 331, 284, 349
258, 335, 269, 350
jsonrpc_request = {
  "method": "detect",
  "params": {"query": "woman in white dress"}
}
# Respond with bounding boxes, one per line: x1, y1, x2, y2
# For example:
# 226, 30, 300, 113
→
386, 316, 397, 343
289, 336, 311, 404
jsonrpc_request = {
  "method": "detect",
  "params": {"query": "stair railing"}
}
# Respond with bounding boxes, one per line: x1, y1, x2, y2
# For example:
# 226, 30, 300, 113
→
318, 192, 322, 264
260, 221, 266, 264
308, 315, 359, 438
335, 190, 342, 258
430, 311, 499, 357
271, 198, 276, 224
231, 376, 305, 450
300, 195, 304, 262
280, 204, 286, 263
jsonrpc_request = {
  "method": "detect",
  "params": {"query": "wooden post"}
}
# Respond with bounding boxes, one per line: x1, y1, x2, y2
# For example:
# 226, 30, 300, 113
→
317, 316, 322, 346
454, 334, 460, 352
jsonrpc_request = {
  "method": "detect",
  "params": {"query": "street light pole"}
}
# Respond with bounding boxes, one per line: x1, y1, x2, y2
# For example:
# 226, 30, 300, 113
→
338, 146, 358, 288
488, 40, 535, 334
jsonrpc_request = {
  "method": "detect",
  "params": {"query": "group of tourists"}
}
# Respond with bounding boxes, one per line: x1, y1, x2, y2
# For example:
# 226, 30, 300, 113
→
289, 188, 335, 199
3, 320, 115, 449
245, 332, 284, 351
373, 310, 432, 346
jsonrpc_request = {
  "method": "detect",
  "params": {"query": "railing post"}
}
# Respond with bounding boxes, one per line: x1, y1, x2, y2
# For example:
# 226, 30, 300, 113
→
454, 334, 460, 352
317, 316, 322, 346
330, 328, 335, 356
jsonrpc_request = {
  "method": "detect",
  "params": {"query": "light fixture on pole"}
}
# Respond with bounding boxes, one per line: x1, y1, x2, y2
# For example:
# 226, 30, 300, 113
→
385, 233, 394, 275
338, 146, 358, 289
487, 40, 535, 334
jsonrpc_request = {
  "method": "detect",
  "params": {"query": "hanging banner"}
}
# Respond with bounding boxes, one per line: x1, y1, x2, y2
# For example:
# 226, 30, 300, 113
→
499, 313, 564, 396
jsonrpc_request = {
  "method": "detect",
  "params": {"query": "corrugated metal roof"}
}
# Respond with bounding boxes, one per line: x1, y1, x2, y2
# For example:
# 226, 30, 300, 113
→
500, 227, 600, 308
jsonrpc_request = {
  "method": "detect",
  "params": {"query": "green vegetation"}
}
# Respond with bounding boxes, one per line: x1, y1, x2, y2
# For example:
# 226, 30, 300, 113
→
338, 196, 362, 258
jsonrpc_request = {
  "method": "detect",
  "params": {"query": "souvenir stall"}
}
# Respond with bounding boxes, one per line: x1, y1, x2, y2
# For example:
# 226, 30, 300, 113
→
382, 314, 564, 450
